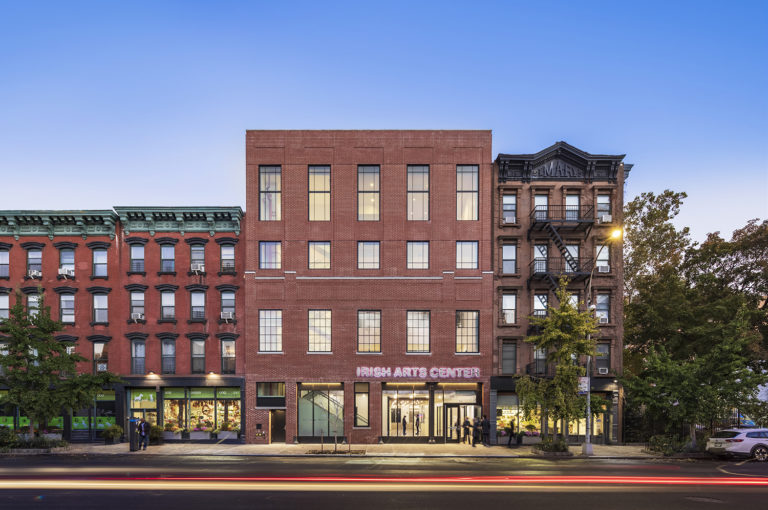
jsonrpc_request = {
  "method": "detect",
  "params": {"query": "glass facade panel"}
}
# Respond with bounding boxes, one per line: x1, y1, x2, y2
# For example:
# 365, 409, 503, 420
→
381, 387, 430, 437
298, 385, 344, 437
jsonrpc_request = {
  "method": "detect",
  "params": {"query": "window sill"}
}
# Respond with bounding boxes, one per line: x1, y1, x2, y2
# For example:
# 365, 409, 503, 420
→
406, 352, 432, 355
218, 271, 237, 277
56, 275, 76, 281
499, 273, 521, 278
62, 322, 76, 327
90, 322, 109, 327
158, 319, 177, 324
188, 319, 207, 324
90, 275, 108, 280
306, 351, 333, 355
127, 271, 146, 276
258, 351, 284, 355
352, 427, 372, 430
157, 271, 177, 276
0, 276, 9, 280
127, 319, 147, 325
220, 371, 236, 375
187, 271, 207, 277
24, 276, 42, 280
218, 319, 238, 325
455, 352, 481, 356
356, 351, 382, 355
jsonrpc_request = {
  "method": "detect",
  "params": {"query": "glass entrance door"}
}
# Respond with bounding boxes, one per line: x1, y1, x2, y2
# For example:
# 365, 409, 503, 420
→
444, 404, 482, 443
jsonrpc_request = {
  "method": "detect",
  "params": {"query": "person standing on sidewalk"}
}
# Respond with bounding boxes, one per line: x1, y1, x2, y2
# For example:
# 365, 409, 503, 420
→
481, 415, 490, 446
472, 417, 481, 447
462, 417, 471, 444
137, 418, 150, 450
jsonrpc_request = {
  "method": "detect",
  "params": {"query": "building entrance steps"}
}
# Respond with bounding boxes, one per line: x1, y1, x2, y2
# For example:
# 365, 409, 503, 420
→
52, 442, 658, 458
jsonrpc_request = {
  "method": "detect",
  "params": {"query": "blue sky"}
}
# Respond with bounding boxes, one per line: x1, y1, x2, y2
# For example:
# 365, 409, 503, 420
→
0, 0, 765, 241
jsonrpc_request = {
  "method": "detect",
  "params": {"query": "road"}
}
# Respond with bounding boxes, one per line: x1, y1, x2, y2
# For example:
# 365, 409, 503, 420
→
0, 455, 766, 509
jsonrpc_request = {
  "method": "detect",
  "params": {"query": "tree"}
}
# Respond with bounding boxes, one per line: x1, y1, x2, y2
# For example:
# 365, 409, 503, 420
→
516, 278, 605, 440
0, 291, 120, 437
623, 190, 692, 301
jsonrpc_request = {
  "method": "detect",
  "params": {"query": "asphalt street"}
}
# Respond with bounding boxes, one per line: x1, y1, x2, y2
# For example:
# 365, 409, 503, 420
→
0, 455, 766, 509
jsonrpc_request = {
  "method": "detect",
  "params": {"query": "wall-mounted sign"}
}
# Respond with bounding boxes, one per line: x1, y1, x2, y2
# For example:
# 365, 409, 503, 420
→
356, 366, 481, 379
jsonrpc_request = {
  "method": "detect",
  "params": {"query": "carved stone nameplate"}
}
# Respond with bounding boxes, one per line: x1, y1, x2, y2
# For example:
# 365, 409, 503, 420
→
530, 159, 584, 179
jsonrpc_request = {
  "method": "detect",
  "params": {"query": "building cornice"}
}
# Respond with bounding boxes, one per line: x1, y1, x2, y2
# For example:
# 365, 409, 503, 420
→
0, 211, 117, 240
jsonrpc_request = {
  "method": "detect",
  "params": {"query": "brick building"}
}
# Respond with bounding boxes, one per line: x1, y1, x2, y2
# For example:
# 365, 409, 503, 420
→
0, 207, 245, 441
491, 142, 630, 444
244, 130, 494, 444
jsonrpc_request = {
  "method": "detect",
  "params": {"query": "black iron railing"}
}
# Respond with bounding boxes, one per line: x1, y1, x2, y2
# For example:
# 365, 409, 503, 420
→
530, 205, 595, 222
530, 257, 593, 275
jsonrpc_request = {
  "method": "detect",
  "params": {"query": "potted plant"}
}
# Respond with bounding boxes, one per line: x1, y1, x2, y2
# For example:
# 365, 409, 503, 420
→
149, 424, 164, 445
102, 424, 123, 445
162, 421, 182, 440
215, 420, 238, 440
189, 421, 211, 440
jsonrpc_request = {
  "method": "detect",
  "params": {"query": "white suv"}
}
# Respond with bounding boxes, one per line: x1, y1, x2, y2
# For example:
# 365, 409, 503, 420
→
706, 428, 768, 461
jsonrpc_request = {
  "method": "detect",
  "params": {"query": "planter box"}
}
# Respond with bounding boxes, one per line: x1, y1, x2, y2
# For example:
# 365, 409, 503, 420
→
43, 433, 62, 441
189, 431, 211, 440
163, 431, 182, 441
216, 431, 238, 440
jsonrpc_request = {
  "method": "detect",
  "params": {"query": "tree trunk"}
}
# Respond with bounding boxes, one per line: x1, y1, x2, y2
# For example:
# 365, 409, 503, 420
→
689, 423, 697, 450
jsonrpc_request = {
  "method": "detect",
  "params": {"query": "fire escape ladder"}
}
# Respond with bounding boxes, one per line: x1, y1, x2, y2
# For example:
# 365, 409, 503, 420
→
544, 222, 578, 271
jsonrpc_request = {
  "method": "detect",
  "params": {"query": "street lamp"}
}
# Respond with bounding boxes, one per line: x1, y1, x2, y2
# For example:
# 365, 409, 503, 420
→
582, 227, 622, 456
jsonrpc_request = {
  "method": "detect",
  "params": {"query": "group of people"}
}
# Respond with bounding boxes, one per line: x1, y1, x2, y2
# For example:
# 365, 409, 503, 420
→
459, 415, 490, 447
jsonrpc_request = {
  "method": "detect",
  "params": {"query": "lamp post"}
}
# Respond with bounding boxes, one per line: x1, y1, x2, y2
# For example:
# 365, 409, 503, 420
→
582, 227, 622, 456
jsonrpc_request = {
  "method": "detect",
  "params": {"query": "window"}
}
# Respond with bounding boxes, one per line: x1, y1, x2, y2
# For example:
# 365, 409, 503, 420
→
221, 291, 235, 317
354, 382, 369, 427
357, 241, 379, 269
259, 310, 282, 352
129, 245, 144, 272
501, 294, 516, 324
501, 340, 517, 375
160, 245, 175, 272
258, 382, 285, 397
309, 165, 331, 221
566, 244, 579, 273
456, 165, 478, 220
502, 245, 516, 273
191, 339, 205, 373
595, 293, 610, 323
357, 311, 381, 353
568, 293, 579, 310
533, 294, 548, 319
0, 249, 8, 277
161, 291, 175, 319
190, 291, 206, 319
533, 347, 547, 374
502, 195, 516, 223
407, 241, 429, 269
596, 244, 610, 270
220, 245, 235, 272
27, 249, 42, 273
534, 194, 549, 220
0, 293, 9, 320
190, 244, 205, 270
597, 194, 611, 217
533, 244, 548, 273
161, 339, 176, 374
308, 310, 331, 352
406, 311, 430, 353
596, 343, 611, 373
357, 165, 380, 221
565, 194, 580, 220
131, 340, 145, 374
93, 294, 108, 323
407, 165, 429, 220
93, 342, 108, 373
27, 294, 40, 317
59, 248, 75, 273
456, 241, 478, 269
93, 249, 107, 277
60, 294, 75, 324
456, 311, 479, 353
221, 339, 236, 374
130, 291, 145, 317
298, 384, 343, 436
309, 241, 330, 269
259, 242, 281, 269
259, 166, 282, 221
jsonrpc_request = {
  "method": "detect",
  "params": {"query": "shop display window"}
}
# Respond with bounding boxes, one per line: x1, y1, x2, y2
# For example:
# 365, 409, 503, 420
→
163, 388, 187, 432
298, 384, 343, 437
381, 387, 429, 437
216, 390, 241, 433
190, 387, 216, 431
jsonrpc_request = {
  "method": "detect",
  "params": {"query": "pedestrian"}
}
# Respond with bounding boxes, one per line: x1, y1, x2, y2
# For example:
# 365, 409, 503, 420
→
462, 417, 471, 444
137, 417, 150, 451
472, 417, 481, 447
402, 415, 407, 436
415, 415, 421, 436
507, 424, 515, 447
482, 415, 490, 446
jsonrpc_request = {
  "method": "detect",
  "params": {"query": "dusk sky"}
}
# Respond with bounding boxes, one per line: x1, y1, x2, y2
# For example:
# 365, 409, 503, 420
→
1, 1, 765, 242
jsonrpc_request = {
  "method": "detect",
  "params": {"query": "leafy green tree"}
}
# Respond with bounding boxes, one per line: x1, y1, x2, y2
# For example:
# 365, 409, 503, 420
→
516, 278, 605, 440
0, 291, 120, 437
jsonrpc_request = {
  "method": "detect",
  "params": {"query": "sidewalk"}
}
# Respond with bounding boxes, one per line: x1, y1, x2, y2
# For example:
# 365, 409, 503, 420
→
53, 441, 658, 459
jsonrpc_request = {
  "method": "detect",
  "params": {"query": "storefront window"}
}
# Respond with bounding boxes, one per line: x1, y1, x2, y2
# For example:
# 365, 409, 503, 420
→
94, 391, 116, 431
163, 388, 187, 431
354, 383, 369, 427
298, 384, 343, 437
189, 388, 215, 432
381, 386, 430, 437
215, 388, 241, 433
128, 389, 157, 424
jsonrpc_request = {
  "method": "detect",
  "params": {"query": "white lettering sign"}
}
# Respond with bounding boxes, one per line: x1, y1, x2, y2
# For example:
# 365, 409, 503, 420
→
356, 366, 481, 379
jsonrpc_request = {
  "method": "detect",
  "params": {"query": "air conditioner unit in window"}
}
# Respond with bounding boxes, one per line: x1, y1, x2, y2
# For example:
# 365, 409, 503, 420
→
130, 312, 144, 321
597, 367, 609, 375
502, 215, 516, 224
191, 263, 205, 272
599, 316, 609, 324
220, 311, 234, 321
597, 265, 610, 273
599, 214, 613, 224
96, 362, 108, 372
58, 267, 75, 277
28, 269, 42, 278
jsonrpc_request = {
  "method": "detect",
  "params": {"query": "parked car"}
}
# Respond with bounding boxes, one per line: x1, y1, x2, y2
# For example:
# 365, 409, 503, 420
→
706, 428, 768, 461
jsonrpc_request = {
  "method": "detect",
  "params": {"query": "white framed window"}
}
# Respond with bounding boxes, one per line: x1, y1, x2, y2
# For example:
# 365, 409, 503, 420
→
161, 291, 175, 319
60, 294, 75, 324
502, 195, 516, 223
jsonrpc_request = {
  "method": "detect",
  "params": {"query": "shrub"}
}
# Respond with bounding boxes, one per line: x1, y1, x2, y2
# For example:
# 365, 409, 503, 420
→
0, 427, 19, 448
535, 436, 569, 452
149, 425, 164, 444
648, 434, 687, 456
102, 424, 123, 441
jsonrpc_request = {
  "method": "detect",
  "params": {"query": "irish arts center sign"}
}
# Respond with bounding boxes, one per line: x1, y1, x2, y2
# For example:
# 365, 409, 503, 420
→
356, 366, 481, 379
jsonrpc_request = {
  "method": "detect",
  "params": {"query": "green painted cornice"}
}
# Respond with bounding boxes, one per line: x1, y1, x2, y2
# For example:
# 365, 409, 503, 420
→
0, 210, 117, 240
113, 207, 243, 236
